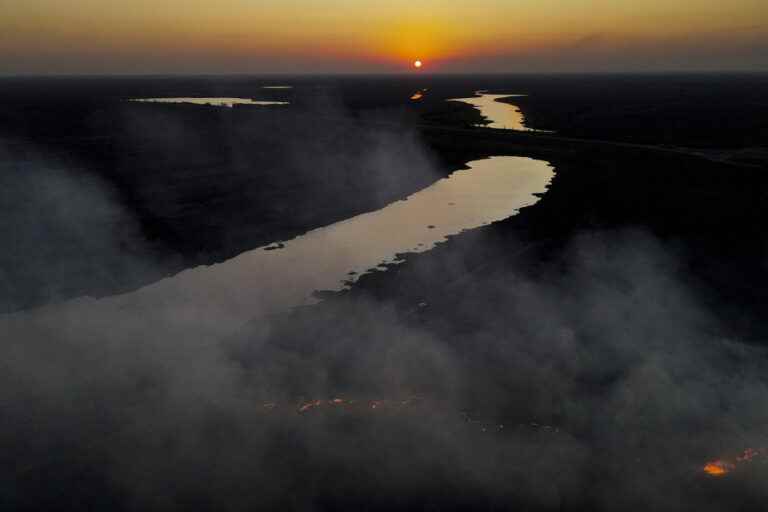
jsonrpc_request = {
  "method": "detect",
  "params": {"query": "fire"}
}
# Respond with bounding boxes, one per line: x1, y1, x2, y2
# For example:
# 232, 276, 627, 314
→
703, 461, 734, 476
703, 448, 768, 477
297, 400, 323, 413
265, 398, 768, 480
290, 397, 424, 414
258, 397, 563, 441
737, 447, 761, 462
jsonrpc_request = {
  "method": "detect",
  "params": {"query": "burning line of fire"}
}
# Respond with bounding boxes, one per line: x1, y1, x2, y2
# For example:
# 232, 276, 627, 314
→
259, 397, 561, 437
703, 448, 768, 477
289, 397, 424, 414
266, 397, 766, 477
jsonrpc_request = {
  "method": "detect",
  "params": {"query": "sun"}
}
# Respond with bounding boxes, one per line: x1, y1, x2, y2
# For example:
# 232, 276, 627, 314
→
414, 60, 423, 69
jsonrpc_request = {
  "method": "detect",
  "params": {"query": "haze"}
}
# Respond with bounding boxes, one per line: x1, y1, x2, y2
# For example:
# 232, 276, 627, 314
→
2, 0, 767, 74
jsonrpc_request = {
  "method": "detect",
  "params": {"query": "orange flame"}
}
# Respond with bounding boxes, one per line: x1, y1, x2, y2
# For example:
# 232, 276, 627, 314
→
410, 89, 426, 101
703, 460, 733, 476
703, 448, 767, 477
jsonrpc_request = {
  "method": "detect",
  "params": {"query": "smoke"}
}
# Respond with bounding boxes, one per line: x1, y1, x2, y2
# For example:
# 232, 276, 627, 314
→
4, 218, 768, 510
0, 143, 159, 312
228, 228, 768, 509
3, 95, 768, 511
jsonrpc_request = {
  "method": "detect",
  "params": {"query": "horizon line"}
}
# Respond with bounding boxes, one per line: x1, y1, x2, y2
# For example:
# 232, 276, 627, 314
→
2, 69, 768, 79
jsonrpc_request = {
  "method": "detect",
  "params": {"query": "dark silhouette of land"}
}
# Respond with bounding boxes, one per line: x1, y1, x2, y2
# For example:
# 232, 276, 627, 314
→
2, 74, 767, 312
2, 73, 768, 511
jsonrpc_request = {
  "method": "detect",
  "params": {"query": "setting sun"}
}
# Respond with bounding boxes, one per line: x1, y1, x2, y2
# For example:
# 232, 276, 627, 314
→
414, 60, 423, 69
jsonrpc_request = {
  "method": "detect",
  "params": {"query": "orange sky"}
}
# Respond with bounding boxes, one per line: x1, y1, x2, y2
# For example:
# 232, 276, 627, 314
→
1, 0, 766, 73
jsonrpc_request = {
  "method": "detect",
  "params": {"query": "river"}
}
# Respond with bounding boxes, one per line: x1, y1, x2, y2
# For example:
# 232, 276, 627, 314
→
3, 157, 553, 345
449, 91, 551, 132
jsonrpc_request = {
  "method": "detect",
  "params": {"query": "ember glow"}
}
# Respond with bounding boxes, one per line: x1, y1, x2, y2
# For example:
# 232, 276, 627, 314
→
703, 448, 768, 477
257, 397, 563, 438
410, 89, 427, 100
289, 397, 424, 414
703, 460, 734, 476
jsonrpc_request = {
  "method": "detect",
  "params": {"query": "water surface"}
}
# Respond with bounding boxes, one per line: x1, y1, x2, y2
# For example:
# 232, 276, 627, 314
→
4, 156, 553, 344
130, 97, 289, 107
449, 92, 551, 132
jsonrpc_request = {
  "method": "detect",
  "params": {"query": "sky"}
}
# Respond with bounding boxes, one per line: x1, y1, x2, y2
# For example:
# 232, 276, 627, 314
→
1, 0, 767, 74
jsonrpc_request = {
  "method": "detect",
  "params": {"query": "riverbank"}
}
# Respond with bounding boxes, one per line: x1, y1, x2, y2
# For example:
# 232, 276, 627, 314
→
4, 74, 768, 511
324, 124, 768, 337
3, 73, 767, 312
236, 127, 768, 510
0, 107, 453, 312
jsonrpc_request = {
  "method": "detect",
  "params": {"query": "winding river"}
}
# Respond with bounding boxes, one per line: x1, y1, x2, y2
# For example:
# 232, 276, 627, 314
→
449, 91, 551, 132
3, 157, 553, 345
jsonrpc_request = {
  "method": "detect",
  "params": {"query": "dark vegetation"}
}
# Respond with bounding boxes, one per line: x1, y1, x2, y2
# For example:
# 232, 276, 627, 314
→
2, 73, 768, 510
493, 73, 768, 148
1, 78, 442, 310
2, 73, 767, 311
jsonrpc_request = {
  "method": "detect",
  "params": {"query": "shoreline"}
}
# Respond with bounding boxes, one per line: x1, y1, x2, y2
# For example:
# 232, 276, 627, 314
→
3, 110, 760, 313
307, 123, 768, 340
4, 74, 768, 511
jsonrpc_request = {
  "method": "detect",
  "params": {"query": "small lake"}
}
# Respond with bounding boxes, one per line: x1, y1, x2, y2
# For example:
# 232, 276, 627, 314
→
130, 98, 289, 107
449, 91, 551, 132
3, 156, 552, 345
